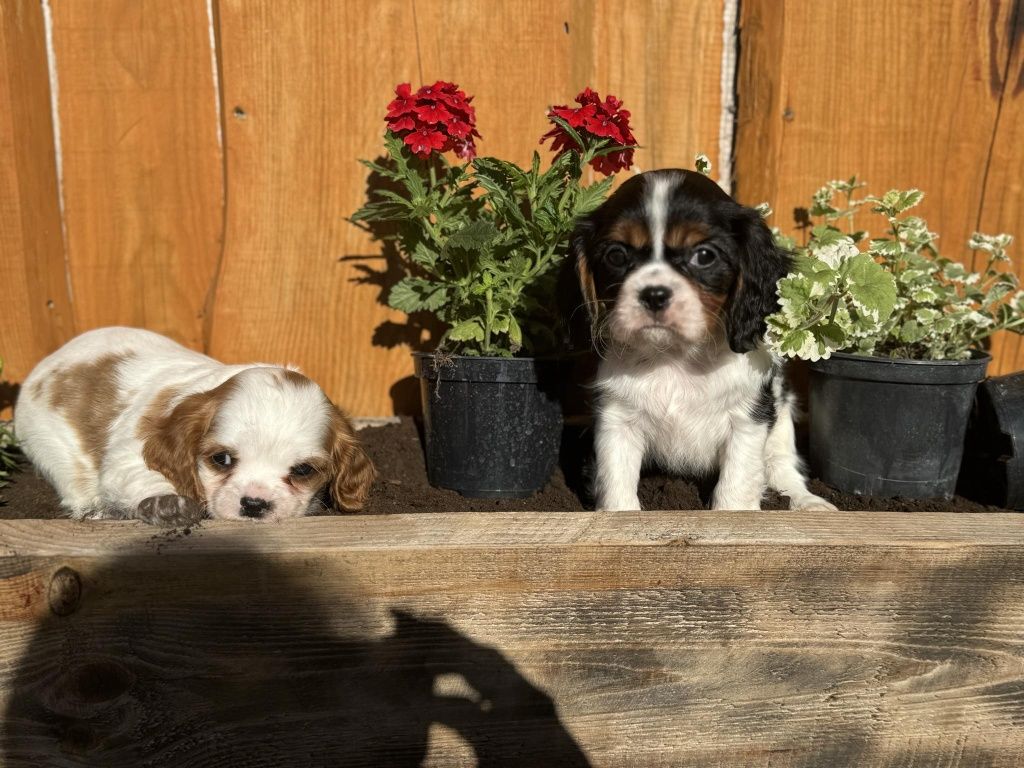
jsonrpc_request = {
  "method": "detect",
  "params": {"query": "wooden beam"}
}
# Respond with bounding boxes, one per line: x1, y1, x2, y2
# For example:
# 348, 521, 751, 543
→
1, 512, 1023, 766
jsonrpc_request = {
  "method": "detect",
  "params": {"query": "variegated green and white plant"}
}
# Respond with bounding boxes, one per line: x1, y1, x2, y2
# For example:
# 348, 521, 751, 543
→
765, 177, 1024, 361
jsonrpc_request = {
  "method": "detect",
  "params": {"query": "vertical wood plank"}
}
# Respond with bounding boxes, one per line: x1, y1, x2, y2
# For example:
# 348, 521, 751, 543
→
210, 0, 423, 417
412, 0, 574, 169
211, 0, 725, 416
48, 0, 223, 351
0, 0, 72, 413
570, 0, 725, 175
736, 0, 1009, 245
736, 0, 1024, 373
413, 0, 725, 173
978, 9, 1024, 375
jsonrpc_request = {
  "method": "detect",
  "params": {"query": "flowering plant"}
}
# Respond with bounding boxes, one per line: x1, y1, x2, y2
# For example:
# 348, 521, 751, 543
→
764, 178, 1024, 361
352, 82, 638, 356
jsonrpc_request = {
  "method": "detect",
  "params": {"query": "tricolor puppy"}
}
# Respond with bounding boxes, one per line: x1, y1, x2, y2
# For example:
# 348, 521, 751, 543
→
15, 327, 375, 525
570, 169, 835, 512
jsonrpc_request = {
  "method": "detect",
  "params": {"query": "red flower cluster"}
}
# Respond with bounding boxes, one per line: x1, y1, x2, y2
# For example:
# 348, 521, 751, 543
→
386, 81, 481, 160
540, 88, 636, 175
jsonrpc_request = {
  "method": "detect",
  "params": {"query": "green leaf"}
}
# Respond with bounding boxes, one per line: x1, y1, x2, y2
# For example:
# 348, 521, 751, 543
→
357, 157, 404, 182
868, 238, 902, 256
572, 176, 615, 218
808, 225, 849, 248
472, 156, 529, 189
445, 220, 500, 252
371, 188, 416, 209
508, 315, 523, 347
349, 201, 412, 223
409, 241, 439, 271
388, 278, 448, 313
899, 319, 927, 343
545, 114, 585, 151
817, 321, 846, 348
898, 189, 924, 211
844, 254, 897, 321
778, 329, 810, 356
447, 319, 485, 342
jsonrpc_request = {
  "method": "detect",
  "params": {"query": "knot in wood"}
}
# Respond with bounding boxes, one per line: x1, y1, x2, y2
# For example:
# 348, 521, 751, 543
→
48, 566, 82, 617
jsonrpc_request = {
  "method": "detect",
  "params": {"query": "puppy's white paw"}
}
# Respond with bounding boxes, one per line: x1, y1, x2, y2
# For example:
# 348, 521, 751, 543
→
791, 495, 838, 512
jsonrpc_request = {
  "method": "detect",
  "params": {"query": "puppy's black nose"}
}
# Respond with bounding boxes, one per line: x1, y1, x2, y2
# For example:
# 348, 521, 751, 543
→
240, 496, 272, 518
639, 285, 672, 312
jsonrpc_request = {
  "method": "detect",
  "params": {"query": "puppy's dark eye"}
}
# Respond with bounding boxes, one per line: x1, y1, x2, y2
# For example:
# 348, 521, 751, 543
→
604, 244, 629, 268
290, 463, 315, 477
690, 246, 717, 268
210, 452, 234, 468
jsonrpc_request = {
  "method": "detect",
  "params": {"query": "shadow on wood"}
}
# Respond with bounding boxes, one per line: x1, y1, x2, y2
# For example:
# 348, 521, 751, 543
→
2, 513, 1024, 766
1, 544, 590, 767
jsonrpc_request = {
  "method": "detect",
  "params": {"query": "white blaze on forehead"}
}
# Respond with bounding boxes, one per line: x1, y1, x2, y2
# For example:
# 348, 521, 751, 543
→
645, 175, 677, 262
210, 368, 332, 458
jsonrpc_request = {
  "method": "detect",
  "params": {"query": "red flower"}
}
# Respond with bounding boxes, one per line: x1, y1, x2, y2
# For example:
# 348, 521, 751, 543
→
446, 119, 473, 139
540, 88, 637, 175
387, 114, 416, 132
591, 148, 635, 176
414, 102, 454, 124
404, 126, 447, 158
385, 81, 480, 160
549, 103, 596, 128
386, 83, 416, 118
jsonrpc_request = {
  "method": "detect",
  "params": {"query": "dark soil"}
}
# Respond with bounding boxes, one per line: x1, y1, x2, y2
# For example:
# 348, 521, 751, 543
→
0, 418, 1013, 518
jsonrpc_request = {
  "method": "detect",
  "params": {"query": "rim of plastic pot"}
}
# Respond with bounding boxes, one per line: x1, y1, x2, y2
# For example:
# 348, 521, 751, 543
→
411, 351, 571, 383
807, 350, 991, 385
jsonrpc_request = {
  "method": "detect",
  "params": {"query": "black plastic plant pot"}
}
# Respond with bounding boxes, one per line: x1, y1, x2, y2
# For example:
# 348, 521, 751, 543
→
959, 372, 1024, 509
412, 353, 564, 499
808, 351, 990, 499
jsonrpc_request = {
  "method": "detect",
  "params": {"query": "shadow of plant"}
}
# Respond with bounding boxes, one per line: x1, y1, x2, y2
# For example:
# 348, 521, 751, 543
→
343, 160, 446, 354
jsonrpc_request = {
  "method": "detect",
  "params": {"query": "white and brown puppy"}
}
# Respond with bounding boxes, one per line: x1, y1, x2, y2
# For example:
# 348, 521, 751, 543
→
570, 169, 835, 512
15, 327, 375, 525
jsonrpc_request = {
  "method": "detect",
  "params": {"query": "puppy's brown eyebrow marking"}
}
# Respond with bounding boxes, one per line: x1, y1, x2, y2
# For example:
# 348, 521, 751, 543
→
665, 222, 710, 250
606, 219, 650, 249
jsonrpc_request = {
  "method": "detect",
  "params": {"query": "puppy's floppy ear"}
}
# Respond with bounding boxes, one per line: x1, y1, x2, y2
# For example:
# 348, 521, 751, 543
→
140, 380, 235, 501
327, 406, 376, 511
726, 207, 792, 353
558, 216, 599, 349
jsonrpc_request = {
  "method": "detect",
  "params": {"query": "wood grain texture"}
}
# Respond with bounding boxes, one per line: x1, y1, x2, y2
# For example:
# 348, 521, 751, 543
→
48, 0, 223, 351
0, 0, 73, 413
208, 0, 725, 416
208, 0, 424, 417
1, 512, 1023, 766
567, 0, 725, 176
736, 0, 1024, 373
979, 3, 1024, 374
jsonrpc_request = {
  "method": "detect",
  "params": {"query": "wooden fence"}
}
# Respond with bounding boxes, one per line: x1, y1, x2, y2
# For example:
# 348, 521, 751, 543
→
2, 0, 1023, 417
